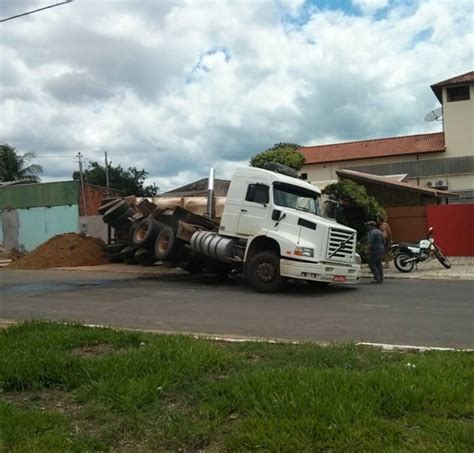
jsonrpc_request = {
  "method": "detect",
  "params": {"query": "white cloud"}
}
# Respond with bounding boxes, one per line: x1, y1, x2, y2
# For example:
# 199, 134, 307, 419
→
352, 0, 390, 15
0, 0, 472, 191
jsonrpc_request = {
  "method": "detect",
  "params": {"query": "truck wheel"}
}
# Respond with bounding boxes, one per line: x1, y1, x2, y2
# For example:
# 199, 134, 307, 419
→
247, 251, 285, 293
120, 244, 138, 258
135, 248, 156, 266
154, 226, 184, 261
106, 252, 123, 263
109, 209, 133, 228
103, 200, 130, 224
180, 257, 204, 274
106, 243, 127, 254
132, 218, 162, 249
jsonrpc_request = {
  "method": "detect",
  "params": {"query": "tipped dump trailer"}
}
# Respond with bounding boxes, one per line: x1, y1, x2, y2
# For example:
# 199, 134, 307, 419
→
100, 164, 361, 292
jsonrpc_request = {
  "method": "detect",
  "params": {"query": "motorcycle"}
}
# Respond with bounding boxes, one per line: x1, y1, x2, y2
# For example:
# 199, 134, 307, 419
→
390, 227, 451, 273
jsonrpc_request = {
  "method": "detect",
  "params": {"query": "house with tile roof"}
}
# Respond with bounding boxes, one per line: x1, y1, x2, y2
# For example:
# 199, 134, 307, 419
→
298, 71, 474, 202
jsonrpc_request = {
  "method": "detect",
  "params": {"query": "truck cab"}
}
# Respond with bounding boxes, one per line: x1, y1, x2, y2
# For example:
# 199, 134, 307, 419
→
218, 167, 361, 291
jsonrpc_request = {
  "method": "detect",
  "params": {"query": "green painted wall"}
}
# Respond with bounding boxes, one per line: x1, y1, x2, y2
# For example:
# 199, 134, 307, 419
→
0, 181, 79, 210
0, 205, 79, 251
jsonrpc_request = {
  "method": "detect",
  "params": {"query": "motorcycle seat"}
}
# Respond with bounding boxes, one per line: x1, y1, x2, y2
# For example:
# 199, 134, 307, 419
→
398, 242, 418, 248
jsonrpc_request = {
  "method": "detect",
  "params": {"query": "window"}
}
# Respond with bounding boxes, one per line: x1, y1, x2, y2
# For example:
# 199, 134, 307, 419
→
447, 85, 470, 102
245, 184, 269, 204
300, 173, 308, 180
273, 182, 320, 215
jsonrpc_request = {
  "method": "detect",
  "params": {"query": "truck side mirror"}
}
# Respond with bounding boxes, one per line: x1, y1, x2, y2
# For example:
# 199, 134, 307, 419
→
272, 209, 281, 221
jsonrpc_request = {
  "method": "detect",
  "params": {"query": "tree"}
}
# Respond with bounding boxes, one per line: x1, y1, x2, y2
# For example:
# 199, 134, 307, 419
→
322, 179, 385, 240
0, 144, 43, 183
249, 143, 305, 171
73, 161, 159, 196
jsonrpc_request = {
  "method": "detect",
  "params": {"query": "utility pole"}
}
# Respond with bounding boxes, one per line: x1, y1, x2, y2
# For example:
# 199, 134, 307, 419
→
77, 152, 87, 216
104, 151, 110, 190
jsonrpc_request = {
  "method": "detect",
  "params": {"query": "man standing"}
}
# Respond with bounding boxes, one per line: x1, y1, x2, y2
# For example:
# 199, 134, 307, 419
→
366, 221, 385, 283
377, 215, 392, 268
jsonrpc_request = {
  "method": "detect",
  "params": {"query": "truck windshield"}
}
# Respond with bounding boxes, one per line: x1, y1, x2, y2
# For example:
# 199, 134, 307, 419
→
273, 182, 320, 215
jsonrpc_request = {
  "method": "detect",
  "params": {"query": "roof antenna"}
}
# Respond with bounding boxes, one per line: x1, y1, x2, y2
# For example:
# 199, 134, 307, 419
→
424, 107, 443, 122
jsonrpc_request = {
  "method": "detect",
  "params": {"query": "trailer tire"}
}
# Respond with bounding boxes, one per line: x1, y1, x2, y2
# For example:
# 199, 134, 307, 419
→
132, 218, 162, 249
98, 198, 121, 215
247, 251, 285, 293
154, 226, 184, 261
109, 209, 132, 228
103, 200, 130, 224
106, 252, 123, 263
135, 248, 156, 266
106, 243, 127, 254
180, 256, 205, 274
120, 245, 138, 258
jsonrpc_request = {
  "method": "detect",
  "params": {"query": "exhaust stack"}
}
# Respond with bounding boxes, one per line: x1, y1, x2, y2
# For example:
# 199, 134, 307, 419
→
206, 167, 215, 219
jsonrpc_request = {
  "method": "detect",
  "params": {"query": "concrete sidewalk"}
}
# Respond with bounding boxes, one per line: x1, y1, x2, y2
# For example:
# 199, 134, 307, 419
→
362, 256, 474, 281
3, 257, 473, 281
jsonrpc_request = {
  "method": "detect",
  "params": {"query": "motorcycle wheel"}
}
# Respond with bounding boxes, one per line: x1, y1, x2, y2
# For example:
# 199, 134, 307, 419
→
394, 254, 415, 273
433, 246, 451, 269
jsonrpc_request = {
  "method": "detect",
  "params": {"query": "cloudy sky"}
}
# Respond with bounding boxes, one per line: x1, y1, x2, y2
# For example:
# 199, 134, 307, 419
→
0, 0, 472, 191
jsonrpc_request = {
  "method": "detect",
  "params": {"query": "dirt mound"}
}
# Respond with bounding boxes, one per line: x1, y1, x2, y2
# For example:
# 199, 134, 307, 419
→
10, 233, 109, 270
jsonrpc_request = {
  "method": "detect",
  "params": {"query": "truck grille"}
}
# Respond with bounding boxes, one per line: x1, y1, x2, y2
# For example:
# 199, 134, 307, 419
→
326, 227, 356, 263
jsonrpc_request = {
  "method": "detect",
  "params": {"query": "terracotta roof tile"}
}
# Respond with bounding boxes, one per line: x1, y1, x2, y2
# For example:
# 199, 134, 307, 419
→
299, 132, 445, 165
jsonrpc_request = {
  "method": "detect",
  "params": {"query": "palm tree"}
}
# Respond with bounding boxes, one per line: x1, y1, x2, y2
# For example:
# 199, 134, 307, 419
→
0, 144, 43, 183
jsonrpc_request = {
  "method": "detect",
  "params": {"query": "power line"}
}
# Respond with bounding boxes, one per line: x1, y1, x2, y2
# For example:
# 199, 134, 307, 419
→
0, 0, 73, 23
34, 155, 76, 158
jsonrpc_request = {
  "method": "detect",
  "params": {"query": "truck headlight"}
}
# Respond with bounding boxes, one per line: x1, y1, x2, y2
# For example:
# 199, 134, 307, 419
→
354, 253, 361, 264
294, 247, 314, 258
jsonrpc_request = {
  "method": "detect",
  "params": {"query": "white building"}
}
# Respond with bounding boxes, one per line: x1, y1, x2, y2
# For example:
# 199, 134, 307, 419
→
298, 71, 474, 202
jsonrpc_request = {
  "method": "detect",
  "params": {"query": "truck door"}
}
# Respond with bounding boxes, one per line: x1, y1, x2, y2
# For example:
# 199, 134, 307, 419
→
237, 180, 270, 236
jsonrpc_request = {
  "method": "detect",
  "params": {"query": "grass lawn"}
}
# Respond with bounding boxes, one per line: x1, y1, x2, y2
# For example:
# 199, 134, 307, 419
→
0, 322, 472, 452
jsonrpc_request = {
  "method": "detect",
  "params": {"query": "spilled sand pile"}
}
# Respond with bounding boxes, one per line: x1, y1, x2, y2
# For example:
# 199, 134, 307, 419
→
10, 233, 108, 270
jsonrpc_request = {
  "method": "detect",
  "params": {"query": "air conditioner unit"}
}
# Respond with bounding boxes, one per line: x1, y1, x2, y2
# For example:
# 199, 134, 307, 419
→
434, 179, 449, 190
426, 181, 433, 187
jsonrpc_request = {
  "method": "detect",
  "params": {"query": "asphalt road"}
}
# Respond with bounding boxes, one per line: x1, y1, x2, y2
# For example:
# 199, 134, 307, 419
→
0, 269, 472, 348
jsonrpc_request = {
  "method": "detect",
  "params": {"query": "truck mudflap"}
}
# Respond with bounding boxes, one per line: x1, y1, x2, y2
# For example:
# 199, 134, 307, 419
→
280, 259, 361, 284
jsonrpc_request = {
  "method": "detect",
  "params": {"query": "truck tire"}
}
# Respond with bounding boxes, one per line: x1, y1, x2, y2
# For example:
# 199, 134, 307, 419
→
121, 245, 138, 259
103, 200, 130, 224
154, 226, 184, 261
106, 251, 123, 263
98, 198, 120, 215
106, 243, 128, 254
132, 218, 162, 249
246, 251, 285, 293
135, 248, 156, 266
109, 209, 133, 228
180, 257, 205, 274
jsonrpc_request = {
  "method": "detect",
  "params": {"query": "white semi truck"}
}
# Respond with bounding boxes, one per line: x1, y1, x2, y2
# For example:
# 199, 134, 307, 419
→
101, 164, 362, 292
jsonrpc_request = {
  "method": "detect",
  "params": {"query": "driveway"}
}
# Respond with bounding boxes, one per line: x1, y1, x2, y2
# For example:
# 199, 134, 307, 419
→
0, 269, 472, 348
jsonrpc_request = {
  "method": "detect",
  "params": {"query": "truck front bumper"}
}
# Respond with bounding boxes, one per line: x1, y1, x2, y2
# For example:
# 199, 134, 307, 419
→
280, 259, 361, 284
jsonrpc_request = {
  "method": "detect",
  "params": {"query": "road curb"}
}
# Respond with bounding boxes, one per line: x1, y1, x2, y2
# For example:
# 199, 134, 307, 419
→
3, 319, 471, 352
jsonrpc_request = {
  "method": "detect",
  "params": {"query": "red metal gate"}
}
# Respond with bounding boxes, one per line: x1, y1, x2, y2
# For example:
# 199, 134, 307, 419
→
426, 204, 474, 256
386, 204, 474, 256
385, 207, 427, 244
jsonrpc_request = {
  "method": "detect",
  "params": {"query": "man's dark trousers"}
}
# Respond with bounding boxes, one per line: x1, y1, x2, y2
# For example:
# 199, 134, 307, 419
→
368, 252, 384, 282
